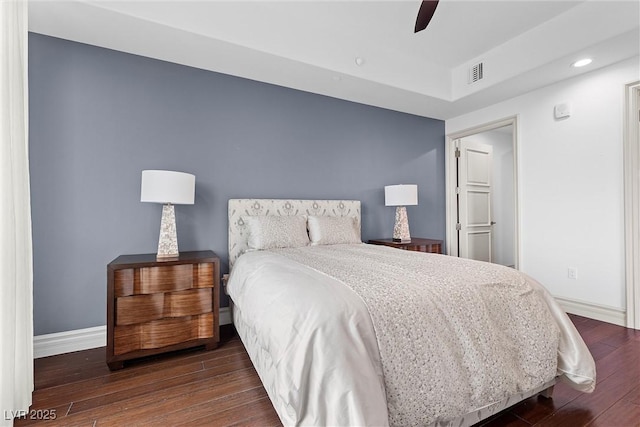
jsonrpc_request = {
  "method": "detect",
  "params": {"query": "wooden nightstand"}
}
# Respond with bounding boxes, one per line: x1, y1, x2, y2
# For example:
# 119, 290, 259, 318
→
368, 238, 443, 254
106, 250, 220, 370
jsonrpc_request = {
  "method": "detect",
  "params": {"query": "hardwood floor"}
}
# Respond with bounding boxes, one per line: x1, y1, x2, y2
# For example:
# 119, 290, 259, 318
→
16, 315, 640, 426
15, 326, 280, 427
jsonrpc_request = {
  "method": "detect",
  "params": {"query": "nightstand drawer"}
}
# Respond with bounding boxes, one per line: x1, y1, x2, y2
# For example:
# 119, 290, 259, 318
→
114, 313, 213, 355
114, 263, 214, 297
116, 288, 213, 326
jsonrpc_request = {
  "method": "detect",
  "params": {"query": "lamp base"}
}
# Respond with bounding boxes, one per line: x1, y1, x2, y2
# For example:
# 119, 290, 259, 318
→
157, 203, 179, 260
392, 206, 411, 243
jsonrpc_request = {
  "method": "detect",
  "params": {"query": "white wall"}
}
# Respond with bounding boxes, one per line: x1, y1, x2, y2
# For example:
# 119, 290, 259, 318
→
446, 57, 640, 312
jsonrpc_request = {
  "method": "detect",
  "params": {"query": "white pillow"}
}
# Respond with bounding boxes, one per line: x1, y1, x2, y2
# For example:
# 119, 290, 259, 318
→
243, 215, 310, 250
308, 216, 361, 245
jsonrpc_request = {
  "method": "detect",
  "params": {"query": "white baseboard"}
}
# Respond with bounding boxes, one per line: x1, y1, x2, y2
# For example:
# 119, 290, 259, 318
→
219, 306, 232, 325
554, 296, 626, 327
33, 325, 107, 359
34, 307, 233, 359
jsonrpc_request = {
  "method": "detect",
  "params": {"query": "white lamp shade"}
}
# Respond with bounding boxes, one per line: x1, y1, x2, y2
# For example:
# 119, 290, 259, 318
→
141, 170, 195, 205
385, 184, 418, 206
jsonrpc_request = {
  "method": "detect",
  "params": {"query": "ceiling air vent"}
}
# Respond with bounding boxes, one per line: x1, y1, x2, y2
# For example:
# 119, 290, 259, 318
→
469, 62, 484, 84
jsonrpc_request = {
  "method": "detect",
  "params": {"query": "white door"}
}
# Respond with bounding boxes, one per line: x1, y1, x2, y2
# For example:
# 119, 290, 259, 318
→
457, 139, 493, 262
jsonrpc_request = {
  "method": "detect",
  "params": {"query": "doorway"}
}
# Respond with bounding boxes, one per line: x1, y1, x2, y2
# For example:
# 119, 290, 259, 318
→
445, 117, 519, 269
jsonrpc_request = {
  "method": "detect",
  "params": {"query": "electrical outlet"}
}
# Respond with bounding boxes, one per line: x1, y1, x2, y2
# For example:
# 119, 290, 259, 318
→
568, 267, 578, 280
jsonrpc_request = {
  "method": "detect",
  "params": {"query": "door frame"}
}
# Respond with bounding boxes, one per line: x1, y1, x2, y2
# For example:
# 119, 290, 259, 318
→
445, 115, 520, 269
624, 81, 640, 329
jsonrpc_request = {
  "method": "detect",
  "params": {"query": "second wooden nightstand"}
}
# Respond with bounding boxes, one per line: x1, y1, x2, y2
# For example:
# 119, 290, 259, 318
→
106, 250, 220, 370
368, 238, 443, 254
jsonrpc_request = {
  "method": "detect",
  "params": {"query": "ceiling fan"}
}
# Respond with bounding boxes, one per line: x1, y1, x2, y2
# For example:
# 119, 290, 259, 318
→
414, 0, 439, 33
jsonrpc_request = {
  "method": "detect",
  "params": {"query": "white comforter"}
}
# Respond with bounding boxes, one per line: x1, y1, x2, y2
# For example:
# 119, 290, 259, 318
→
227, 244, 596, 426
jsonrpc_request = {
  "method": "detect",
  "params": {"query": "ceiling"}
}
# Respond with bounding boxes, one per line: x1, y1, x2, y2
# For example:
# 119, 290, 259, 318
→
28, 0, 640, 120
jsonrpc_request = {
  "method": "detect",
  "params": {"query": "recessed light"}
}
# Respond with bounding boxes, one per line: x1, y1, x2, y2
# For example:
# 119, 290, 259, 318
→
572, 58, 592, 68
355, 57, 365, 66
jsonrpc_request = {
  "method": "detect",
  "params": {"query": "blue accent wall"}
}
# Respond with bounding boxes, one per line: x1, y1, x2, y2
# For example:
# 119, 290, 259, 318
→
29, 33, 445, 335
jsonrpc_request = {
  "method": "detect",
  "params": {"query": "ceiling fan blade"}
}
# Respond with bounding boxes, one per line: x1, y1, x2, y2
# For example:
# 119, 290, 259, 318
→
414, 0, 439, 33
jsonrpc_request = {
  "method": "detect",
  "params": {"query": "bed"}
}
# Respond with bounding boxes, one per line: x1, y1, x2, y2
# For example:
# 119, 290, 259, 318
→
226, 199, 596, 426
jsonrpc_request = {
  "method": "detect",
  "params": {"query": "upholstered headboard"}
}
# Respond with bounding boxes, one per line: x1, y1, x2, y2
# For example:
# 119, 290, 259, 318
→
228, 199, 361, 269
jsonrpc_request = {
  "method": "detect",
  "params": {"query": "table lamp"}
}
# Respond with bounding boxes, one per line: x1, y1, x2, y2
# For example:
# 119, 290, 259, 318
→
385, 184, 418, 243
141, 170, 195, 260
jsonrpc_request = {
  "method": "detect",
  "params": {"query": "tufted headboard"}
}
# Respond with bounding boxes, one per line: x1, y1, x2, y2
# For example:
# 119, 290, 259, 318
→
228, 199, 361, 269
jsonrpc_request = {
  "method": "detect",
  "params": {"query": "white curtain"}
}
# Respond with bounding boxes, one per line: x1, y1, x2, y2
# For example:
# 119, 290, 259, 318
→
0, 0, 34, 426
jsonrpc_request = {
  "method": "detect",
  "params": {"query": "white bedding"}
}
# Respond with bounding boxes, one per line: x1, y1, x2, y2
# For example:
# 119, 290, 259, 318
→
227, 243, 596, 426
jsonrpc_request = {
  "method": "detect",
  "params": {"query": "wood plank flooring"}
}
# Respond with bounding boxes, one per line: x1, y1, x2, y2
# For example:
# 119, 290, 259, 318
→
15, 315, 640, 426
